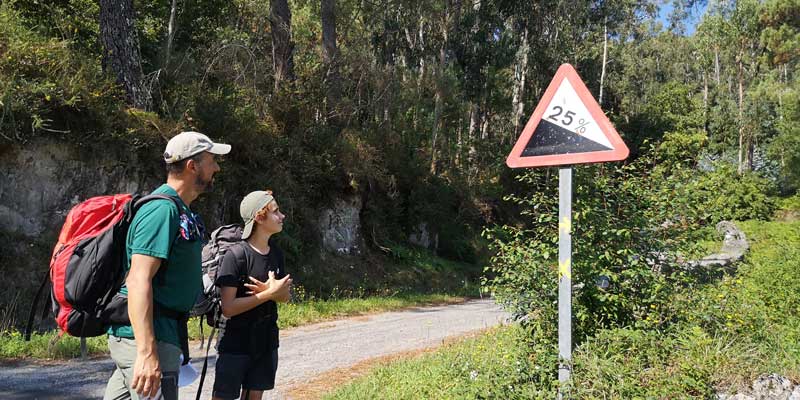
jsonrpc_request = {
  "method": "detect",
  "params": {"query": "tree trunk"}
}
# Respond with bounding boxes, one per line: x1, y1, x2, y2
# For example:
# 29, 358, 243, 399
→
703, 70, 709, 134
599, 16, 608, 106
737, 53, 746, 174
511, 21, 529, 137
431, 1, 457, 175
321, 0, 340, 124
270, 0, 295, 92
714, 47, 721, 85
164, 0, 179, 68
430, 44, 445, 175
100, 0, 148, 109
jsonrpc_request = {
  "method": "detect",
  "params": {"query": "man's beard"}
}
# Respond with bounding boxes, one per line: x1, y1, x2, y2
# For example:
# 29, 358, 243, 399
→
196, 174, 214, 193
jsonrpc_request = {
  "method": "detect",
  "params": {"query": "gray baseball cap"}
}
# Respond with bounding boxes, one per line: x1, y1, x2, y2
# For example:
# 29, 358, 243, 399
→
163, 131, 231, 164
240, 190, 276, 239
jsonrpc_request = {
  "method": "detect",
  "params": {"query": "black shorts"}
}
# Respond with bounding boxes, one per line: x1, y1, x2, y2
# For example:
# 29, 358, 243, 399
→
212, 348, 279, 399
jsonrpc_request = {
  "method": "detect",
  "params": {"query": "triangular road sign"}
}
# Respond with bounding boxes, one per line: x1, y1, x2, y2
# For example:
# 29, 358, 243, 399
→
506, 64, 629, 168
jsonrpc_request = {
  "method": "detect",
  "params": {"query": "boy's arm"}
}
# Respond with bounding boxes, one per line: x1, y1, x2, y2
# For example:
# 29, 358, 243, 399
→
219, 271, 292, 318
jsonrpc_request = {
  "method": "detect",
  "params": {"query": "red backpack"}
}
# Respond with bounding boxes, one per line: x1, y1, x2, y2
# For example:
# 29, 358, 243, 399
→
25, 193, 180, 339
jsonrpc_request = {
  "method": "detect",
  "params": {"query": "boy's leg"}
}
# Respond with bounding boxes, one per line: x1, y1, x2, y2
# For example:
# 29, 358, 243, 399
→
212, 352, 250, 400
241, 389, 263, 400
242, 348, 279, 395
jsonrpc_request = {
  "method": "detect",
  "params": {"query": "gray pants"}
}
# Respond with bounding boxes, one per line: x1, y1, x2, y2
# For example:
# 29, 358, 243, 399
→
104, 335, 182, 400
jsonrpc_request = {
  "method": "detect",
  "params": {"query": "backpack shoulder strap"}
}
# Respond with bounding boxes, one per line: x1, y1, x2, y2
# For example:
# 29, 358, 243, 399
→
134, 193, 182, 212
228, 242, 251, 276
131, 194, 184, 285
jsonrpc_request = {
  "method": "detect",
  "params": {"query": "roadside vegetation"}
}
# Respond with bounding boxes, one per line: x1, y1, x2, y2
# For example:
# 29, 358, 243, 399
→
326, 218, 800, 399
1, 291, 469, 360
1, 241, 479, 360
1, 3, 798, 397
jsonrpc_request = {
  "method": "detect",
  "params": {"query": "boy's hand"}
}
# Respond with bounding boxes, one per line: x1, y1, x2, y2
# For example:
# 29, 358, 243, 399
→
244, 273, 270, 295
246, 271, 293, 302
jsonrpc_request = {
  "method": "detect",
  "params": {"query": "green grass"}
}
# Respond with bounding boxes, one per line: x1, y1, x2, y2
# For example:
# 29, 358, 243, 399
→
326, 219, 800, 399
1, 293, 468, 360
0, 330, 109, 359
276, 293, 467, 330
574, 219, 800, 396
324, 325, 550, 400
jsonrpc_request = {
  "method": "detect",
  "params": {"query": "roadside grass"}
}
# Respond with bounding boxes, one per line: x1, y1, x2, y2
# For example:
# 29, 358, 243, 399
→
0, 293, 469, 360
0, 330, 108, 359
2, 243, 479, 360
574, 219, 800, 396
324, 325, 550, 400
326, 219, 800, 399
276, 293, 468, 330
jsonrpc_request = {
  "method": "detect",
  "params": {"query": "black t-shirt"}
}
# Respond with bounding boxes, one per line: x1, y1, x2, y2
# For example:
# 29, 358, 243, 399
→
215, 241, 285, 355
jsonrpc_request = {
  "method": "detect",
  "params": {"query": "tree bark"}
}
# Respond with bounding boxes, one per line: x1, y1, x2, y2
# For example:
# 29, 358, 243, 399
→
431, 1, 458, 175
100, 0, 148, 109
321, 0, 337, 66
599, 17, 608, 106
430, 43, 445, 175
737, 51, 746, 174
703, 69, 709, 134
270, 0, 295, 92
164, 0, 179, 68
511, 20, 529, 138
321, 0, 340, 124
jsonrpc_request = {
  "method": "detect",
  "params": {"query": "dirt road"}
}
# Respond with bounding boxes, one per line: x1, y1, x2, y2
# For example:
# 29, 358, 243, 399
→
0, 299, 509, 399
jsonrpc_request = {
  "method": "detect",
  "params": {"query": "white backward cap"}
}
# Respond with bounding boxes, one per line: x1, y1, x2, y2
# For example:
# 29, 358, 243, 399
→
163, 131, 231, 164
240, 190, 275, 240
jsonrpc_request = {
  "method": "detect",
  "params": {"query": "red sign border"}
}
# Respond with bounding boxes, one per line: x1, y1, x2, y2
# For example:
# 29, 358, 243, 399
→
506, 64, 629, 168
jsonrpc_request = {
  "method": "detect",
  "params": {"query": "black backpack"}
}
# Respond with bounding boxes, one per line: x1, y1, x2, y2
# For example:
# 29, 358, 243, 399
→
192, 223, 246, 327
192, 223, 250, 400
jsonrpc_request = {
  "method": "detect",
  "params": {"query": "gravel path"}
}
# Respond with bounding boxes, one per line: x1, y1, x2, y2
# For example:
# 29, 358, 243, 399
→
0, 299, 510, 399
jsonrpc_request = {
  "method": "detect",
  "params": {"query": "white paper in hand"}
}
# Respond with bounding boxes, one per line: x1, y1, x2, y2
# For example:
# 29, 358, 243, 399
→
178, 354, 200, 387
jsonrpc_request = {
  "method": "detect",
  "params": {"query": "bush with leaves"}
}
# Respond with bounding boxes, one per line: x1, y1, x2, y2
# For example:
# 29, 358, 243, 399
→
483, 153, 705, 343
680, 164, 776, 224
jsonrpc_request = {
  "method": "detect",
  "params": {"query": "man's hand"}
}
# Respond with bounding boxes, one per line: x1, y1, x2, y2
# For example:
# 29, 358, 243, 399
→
131, 350, 161, 398
126, 254, 162, 399
245, 271, 293, 302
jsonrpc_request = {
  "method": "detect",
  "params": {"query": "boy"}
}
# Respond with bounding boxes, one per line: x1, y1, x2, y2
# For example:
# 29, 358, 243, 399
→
212, 190, 293, 400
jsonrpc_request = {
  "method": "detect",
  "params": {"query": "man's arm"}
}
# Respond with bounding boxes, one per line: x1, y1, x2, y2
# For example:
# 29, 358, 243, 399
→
127, 254, 162, 399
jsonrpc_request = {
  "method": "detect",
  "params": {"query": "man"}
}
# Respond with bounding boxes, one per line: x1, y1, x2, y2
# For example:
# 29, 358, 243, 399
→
212, 190, 292, 400
104, 131, 231, 400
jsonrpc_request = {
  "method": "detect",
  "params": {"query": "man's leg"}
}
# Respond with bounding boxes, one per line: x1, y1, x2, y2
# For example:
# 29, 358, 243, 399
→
156, 341, 182, 400
104, 367, 132, 400
104, 335, 182, 400
104, 336, 136, 400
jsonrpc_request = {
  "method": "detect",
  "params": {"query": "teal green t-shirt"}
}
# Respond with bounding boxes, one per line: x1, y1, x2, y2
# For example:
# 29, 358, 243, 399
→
108, 184, 203, 347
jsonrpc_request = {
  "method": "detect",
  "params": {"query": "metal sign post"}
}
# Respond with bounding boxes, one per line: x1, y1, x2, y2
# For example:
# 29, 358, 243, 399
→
505, 64, 630, 397
558, 167, 573, 392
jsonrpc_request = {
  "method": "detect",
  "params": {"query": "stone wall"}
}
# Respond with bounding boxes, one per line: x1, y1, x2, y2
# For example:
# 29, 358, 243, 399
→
0, 141, 161, 238
318, 195, 364, 256
0, 140, 375, 326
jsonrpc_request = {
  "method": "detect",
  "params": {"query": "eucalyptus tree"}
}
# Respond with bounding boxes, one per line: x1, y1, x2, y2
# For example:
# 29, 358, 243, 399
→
99, 0, 148, 109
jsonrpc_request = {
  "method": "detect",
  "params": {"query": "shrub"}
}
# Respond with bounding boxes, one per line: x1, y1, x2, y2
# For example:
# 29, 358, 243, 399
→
483, 155, 703, 341
683, 163, 776, 223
